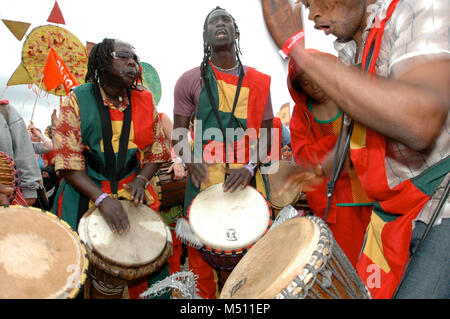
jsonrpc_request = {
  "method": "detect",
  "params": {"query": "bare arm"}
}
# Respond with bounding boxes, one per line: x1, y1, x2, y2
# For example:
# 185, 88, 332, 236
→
292, 50, 449, 151
59, 169, 130, 234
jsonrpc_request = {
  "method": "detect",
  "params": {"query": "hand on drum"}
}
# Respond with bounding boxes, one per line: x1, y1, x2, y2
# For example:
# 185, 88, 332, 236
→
123, 177, 152, 206
185, 162, 208, 188
98, 197, 130, 234
223, 166, 252, 193
0, 183, 13, 205
277, 164, 325, 197
261, 0, 304, 49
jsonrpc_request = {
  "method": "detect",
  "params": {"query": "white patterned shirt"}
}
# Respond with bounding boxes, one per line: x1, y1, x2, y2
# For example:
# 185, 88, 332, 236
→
334, 0, 450, 225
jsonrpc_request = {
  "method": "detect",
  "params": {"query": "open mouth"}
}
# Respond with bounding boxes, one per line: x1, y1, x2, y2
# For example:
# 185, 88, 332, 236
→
315, 24, 332, 35
215, 29, 228, 38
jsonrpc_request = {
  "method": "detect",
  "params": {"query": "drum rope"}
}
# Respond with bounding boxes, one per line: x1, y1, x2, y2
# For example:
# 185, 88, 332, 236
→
90, 273, 126, 296
140, 271, 201, 299
278, 216, 370, 299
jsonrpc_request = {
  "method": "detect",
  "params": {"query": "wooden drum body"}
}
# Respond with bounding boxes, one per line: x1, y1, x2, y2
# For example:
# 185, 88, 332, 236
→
152, 163, 187, 210
220, 216, 371, 299
0, 206, 88, 299
78, 200, 172, 298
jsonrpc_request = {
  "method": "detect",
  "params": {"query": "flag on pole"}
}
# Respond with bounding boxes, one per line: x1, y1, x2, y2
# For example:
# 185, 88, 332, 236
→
43, 48, 78, 94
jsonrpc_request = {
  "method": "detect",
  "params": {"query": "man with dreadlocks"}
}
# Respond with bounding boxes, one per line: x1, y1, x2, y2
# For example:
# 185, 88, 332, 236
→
172, 7, 274, 299
51, 38, 171, 299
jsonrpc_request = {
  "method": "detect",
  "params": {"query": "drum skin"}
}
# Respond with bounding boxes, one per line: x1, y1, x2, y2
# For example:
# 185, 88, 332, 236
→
78, 200, 172, 282
0, 206, 88, 299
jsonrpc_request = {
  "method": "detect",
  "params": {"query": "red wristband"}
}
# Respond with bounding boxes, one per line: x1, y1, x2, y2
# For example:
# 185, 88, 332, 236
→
279, 30, 305, 59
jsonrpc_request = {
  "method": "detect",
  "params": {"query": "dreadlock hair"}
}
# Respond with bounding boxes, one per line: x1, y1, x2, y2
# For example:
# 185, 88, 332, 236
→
200, 7, 244, 83
84, 38, 142, 90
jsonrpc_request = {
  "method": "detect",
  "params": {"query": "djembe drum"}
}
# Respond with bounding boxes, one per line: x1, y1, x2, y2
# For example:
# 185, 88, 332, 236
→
78, 200, 173, 299
220, 216, 371, 299
0, 206, 88, 298
185, 183, 273, 290
266, 160, 304, 210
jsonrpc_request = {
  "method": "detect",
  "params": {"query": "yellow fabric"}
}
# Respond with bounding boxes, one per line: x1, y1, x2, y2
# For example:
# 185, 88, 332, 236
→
217, 80, 250, 119
350, 122, 367, 150
362, 212, 391, 273
100, 121, 137, 153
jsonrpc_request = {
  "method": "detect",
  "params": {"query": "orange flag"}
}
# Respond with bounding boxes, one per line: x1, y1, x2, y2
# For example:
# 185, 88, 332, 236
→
43, 48, 78, 94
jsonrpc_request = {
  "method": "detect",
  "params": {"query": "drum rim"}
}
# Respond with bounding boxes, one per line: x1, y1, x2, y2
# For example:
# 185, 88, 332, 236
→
220, 216, 321, 299
186, 183, 273, 253
0, 205, 89, 299
84, 201, 168, 267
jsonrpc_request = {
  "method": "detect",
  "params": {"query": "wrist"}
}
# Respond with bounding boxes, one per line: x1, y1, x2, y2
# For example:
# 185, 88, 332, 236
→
279, 30, 305, 59
243, 162, 257, 177
136, 174, 150, 188
95, 192, 109, 207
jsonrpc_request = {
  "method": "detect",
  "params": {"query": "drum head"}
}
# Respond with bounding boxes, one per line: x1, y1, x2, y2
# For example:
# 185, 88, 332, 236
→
189, 183, 271, 251
220, 217, 319, 299
266, 160, 302, 209
85, 200, 167, 267
0, 206, 87, 299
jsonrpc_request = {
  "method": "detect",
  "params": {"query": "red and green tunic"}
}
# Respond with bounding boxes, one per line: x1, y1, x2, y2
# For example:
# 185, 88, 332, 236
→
184, 62, 272, 215
51, 82, 170, 230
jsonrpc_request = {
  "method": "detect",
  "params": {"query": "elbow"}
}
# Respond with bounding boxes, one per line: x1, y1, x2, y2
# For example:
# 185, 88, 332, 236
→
405, 112, 447, 152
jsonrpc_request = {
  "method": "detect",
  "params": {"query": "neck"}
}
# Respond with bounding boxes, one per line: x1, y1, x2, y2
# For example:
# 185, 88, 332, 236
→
101, 83, 126, 99
353, 0, 378, 55
210, 49, 238, 70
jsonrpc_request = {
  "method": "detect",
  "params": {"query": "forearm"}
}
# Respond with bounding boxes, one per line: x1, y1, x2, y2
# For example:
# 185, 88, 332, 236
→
138, 162, 162, 181
58, 169, 104, 202
291, 48, 449, 150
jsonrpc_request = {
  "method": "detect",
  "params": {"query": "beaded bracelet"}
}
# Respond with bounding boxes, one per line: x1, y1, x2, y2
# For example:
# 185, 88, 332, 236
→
94, 193, 109, 207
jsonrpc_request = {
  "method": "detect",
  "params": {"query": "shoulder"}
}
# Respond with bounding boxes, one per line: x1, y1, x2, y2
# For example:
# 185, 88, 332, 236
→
177, 66, 201, 81
244, 65, 271, 79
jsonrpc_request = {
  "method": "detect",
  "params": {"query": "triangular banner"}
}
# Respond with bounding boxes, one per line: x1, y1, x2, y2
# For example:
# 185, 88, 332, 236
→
7, 63, 33, 86
47, 1, 66, 25
1, 19, 31, 41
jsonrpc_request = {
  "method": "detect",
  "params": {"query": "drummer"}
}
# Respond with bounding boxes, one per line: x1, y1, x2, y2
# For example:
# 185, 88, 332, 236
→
288, 59, 372, 267
265, 0, 449, 299
172, 7, 274, 299
51, 38, 172, 299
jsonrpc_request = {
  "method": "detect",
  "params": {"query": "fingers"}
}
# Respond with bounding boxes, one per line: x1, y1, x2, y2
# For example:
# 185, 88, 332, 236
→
99, 198, 130, 234
223, 168, 251, 193
189, 163, 208, 188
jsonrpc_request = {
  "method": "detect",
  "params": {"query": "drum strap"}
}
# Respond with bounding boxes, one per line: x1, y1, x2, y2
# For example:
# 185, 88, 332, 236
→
204, 62, 245, 173
324, 118, 354, 222
92, 82, 133, 194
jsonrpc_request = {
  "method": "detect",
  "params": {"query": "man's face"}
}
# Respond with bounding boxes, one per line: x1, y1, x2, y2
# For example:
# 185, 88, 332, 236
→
301, 0, 366, 42
204, 9, 238, 48
102, 40, 139, 88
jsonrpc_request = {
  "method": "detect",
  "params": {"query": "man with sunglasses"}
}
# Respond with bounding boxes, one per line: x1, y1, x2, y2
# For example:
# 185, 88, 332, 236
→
52, 39, 171, 299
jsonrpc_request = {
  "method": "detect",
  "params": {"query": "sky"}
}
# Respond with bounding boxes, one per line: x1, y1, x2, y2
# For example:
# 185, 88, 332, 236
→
0, 0, 336, 131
